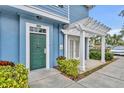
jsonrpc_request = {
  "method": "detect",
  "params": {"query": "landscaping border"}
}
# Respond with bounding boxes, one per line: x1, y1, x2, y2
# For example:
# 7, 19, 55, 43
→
55, 58, 118, 81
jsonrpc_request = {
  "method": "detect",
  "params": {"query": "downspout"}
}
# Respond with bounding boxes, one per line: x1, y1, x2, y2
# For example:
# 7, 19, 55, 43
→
17, 13, 20, 63
58, 24, 60, 56
58, 24, 65, 56
68, 5, 70, 23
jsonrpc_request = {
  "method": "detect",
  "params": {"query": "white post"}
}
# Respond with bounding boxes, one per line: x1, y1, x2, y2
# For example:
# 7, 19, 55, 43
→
79, 31, 86, 71
86, 37, 90, 60
64, 34, 68, 58
101, 36, 105, 63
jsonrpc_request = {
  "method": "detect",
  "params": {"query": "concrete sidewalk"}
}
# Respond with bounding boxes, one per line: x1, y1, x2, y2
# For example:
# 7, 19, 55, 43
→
78, 56, 124, 88
30, 56, 124, 88
29, 68, 76, 88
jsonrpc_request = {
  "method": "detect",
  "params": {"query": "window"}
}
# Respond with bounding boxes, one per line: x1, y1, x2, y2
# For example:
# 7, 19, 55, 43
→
30, 26, 46, 33
75, 41, 79, 58
70, 40, 74, 58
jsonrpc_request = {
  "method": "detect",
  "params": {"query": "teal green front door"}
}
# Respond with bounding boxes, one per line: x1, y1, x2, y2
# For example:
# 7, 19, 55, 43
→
30, 33, 46, 70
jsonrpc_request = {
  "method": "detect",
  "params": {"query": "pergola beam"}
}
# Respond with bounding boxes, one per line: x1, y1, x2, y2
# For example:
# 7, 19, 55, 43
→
66, 17, 111, 36
79, 24, 106, 35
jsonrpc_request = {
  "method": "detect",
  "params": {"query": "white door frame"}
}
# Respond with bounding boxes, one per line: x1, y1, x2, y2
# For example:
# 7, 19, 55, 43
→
26, 22, 50, 70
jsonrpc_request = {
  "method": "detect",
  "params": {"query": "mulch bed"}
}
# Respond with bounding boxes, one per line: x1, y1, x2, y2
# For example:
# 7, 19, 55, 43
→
54, 58, 118, 81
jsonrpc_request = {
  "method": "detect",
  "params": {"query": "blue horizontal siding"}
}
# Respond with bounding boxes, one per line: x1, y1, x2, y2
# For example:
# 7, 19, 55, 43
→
70, 5, 89, 23
33, 5, 68, 18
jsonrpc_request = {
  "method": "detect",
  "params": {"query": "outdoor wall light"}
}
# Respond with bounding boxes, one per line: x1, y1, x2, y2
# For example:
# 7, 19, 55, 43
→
36, 16, 42, 20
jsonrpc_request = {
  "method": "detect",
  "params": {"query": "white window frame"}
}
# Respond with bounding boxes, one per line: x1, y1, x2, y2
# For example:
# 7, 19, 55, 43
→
26, 22, 50, 71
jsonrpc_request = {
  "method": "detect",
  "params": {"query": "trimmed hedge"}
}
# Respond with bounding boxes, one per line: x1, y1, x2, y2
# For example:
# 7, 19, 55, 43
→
89, 50, 114, 61
57, 58, 80, 79
0, 64, 28, 88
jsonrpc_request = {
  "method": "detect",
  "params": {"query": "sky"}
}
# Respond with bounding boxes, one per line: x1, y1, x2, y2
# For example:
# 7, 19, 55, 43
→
89, 5, 124, 35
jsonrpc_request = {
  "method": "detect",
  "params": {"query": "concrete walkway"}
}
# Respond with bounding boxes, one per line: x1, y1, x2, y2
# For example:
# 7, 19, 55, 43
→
29, 56, 124, 88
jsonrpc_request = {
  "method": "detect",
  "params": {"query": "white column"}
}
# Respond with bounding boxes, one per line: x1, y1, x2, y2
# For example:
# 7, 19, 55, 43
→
101, 36, 105, 63
86, 37, 90, 60
79, 31, 86, 71
64, 34, 68, 58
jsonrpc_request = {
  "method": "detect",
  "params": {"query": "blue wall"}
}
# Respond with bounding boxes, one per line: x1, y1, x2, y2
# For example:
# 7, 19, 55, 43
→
0, 12, 19, 63
53, 24, 59, 66
19, 15, 59, 67
69, 5, 88, 23
0, 5, 89, 67
19, 15, 64, 67
0, 9, 64, 67
33, 5, 68, 18
34, 5, 89, 23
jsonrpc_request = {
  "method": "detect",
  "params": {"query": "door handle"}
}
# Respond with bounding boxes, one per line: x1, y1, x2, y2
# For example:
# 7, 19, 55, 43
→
44, 48, 46, 54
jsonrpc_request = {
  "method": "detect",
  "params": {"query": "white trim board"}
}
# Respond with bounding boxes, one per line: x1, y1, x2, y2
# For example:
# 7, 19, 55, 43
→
10, 5, 69, 23
26, 22, 50, 70
61, 29, 92, 37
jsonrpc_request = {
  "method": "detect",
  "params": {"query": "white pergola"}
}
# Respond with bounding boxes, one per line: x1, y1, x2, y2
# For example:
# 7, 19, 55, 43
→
62, 17, 111, 71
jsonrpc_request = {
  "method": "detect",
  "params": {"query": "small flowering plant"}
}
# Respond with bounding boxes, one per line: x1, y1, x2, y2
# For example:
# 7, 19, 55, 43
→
0, 61, 15, 67
56, 56, 66, 60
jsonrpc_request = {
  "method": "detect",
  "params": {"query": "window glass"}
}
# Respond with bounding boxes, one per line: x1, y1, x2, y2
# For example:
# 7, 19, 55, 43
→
69, 39, 79, 59
30, 26, 46, 33
70, 40, 74, 58
75, 41, 79, 58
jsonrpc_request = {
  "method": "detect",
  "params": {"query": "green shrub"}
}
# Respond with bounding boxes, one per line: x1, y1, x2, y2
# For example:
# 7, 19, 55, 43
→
89, 51, 101, 60
0, 64, 28, 88
105, 52, 114, 61
57, 59, 80, 78
89, 50, 114, 61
